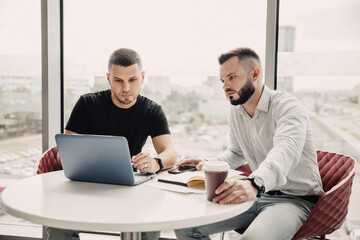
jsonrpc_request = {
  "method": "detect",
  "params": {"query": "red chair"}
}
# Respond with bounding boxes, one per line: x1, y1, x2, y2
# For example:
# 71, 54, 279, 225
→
35, 146, 121, 239
220, 151, 357, 240
235, 163, 252, 177
292, 151, 356, 240
36, 146, 62, 174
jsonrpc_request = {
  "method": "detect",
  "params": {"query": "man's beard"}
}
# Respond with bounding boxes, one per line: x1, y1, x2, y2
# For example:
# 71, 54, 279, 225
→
228, 76, 255, 106
118, 98, 133, 105
114, 92, 135, 105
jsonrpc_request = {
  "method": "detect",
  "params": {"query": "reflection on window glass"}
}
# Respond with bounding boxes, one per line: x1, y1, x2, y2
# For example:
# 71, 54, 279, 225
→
277, 1, 360, 237
0, 0, 42, 179
277, 0, 360, 160
64, 0, 267, 158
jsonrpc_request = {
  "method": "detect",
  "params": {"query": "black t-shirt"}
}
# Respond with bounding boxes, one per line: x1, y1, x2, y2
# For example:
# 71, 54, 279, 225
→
66, 90, 170, 157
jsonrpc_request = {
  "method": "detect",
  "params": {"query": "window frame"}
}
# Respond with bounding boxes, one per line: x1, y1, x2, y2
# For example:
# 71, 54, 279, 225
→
41, 0, 63, 152
3, 0, 278, 239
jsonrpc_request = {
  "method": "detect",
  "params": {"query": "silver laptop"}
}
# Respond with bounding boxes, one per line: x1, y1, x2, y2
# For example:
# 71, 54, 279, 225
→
55, 134, 155, 185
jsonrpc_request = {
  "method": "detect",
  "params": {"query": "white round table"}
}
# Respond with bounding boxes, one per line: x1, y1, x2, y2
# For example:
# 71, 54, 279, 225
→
1, 171, 253, 239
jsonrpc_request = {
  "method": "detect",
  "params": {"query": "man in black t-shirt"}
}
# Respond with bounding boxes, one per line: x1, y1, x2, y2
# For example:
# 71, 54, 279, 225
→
65, 85, 173, 169
48, 48, 177, 240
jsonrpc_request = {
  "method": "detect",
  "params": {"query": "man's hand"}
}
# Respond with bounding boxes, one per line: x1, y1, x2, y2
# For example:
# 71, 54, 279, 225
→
212, 180, 258, 204
177, 158, 207, 171
132, 152, 159, 173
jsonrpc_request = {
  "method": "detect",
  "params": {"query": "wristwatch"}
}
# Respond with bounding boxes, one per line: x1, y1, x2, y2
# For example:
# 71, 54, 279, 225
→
246, 176, 265, 197
154, 157, 164, 173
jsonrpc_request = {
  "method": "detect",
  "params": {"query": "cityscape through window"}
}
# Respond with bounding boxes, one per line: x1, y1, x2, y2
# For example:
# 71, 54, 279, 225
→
0, 0, 359, 239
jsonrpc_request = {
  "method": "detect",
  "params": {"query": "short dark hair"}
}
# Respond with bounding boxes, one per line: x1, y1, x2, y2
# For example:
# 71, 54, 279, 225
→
218, 47, 262, 73
108, 48, 142, 72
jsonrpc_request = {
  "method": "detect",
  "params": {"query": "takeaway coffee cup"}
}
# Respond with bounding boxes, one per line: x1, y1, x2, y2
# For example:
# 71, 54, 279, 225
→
203, 161, 230, 201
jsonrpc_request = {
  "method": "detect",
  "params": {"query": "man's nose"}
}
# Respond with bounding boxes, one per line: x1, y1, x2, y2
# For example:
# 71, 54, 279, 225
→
222, 80, 229, 90
123, 82, 130, 91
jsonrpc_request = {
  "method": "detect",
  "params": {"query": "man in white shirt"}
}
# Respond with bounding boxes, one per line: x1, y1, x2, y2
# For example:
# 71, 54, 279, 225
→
175, 48, 324, 240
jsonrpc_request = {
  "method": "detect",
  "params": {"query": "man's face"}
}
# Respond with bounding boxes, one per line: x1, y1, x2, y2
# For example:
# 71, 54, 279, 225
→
106, 64, 144, 108
219, 57, 255, 106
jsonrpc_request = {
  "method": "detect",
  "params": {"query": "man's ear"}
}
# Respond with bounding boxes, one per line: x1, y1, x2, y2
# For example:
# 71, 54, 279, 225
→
141, 71, 145, 84
106, 73, 111, 86
252, 67, 260, 81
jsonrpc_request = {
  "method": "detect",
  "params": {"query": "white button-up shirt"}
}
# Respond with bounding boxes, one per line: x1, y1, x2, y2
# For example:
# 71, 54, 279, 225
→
214, 85, 324, 196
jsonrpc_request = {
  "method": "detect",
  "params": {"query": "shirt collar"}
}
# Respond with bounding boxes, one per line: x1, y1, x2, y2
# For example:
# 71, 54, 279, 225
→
256, 85, 271, 113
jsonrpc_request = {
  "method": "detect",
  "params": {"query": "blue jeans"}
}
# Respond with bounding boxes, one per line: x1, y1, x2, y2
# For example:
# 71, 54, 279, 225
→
45, 227, 160, 240
175, 193, 315, 240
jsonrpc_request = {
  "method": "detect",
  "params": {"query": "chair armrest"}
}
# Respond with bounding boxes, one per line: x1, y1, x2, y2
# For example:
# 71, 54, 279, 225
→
292, 168, 356, 240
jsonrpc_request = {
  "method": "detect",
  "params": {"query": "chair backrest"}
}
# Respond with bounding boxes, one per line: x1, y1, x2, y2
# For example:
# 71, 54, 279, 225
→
292, 151, 357, 240
317, 151, 356, 191
35, 146, 63, 174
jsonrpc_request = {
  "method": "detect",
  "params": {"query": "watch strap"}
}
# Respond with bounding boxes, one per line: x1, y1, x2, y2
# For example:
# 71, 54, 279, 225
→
154, 157, 164, 173
246, 177, 265, 197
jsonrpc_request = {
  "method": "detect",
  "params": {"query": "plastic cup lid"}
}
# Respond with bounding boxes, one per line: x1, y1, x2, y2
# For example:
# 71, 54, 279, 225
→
203, 161, 230, 172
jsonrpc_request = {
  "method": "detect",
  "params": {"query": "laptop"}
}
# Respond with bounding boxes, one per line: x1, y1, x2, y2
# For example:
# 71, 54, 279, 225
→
55, 134, 155, 185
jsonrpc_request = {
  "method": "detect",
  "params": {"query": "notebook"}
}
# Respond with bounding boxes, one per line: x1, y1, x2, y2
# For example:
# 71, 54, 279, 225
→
55, 134, 155, 185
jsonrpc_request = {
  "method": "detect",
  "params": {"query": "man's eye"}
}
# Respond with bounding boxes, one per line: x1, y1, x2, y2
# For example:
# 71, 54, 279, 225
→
229, 75, 235, 80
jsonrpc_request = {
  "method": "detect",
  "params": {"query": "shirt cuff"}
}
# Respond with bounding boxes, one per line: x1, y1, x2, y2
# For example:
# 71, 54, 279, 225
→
250, 167, 277, 192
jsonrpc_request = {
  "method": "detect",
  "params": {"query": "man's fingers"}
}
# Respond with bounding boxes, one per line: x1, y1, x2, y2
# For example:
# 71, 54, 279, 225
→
212, 181, 236, 203
213, 180, 250, 204
133, 157, 150, 168
196, 162, 203, 171
133, 157, 159, 173
177, 159, 195, 166
177, 159, 201, 167
226, 194, 246, 204
218, 191, 244, 204
196, 159, 208, 171
215, 180, 235, 194
132, 152, 150, 163
212, 189, 234, 203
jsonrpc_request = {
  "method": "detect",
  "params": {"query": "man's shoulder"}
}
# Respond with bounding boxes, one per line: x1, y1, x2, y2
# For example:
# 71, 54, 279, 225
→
269, 90, 306, 116
80, 90, 110, 103
138, 95, 162, 110
270, 90, 299, 107
81, 89, 109, 99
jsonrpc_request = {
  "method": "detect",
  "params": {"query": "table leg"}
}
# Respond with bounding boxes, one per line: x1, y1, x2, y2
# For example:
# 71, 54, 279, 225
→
121, 232, 141, 240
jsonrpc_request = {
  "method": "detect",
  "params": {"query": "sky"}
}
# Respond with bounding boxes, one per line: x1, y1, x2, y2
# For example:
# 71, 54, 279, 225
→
0, 0, 359, 90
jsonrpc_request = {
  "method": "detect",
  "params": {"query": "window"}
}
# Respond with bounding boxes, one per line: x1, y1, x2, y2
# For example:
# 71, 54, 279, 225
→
277, 0, 360, 160
63, 0, 268, 158
0, 0, 42, 236
277, 1, 360, 238
0, 0, 42, 179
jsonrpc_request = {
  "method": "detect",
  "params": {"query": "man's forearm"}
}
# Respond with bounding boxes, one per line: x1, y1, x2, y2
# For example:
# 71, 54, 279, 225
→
156, 148, 177, 170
